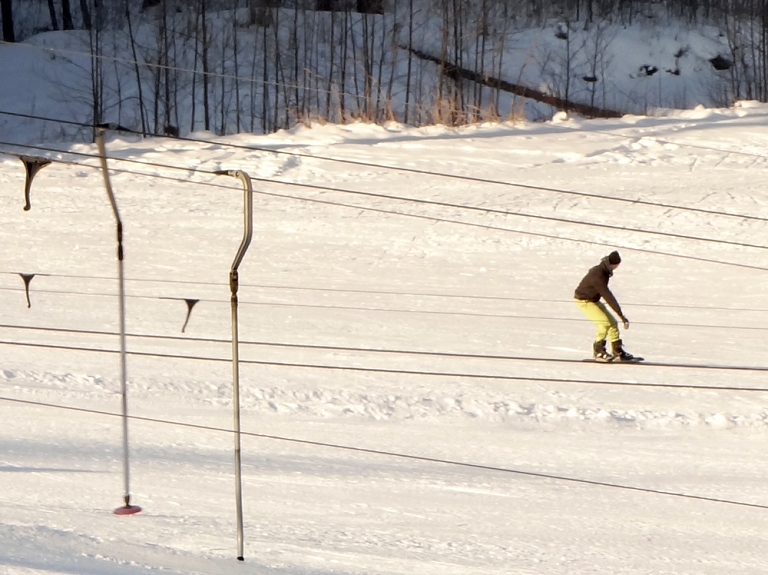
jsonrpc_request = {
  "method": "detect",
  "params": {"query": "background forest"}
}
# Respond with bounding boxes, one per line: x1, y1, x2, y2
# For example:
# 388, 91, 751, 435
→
0, 0, 764, 139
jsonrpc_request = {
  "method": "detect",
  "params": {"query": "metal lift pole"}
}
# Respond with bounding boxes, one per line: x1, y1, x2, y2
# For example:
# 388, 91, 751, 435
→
215, 169, 254, 561
95, 125, 141, 516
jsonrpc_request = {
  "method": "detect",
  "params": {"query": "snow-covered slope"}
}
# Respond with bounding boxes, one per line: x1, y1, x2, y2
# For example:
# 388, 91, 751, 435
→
2, 103, 768, 573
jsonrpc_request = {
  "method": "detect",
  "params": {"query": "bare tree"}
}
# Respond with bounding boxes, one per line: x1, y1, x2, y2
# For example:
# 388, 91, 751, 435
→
249, 0, 273, 26
450, 0, 465, 123
61, 0, 74, 30
201, 0, 211, 131
583, 20, 616, 111
86, 9, 104, 132
561, 21, 573, 109
1, 0, 15, 42
232, 1, 241, 133
189, 2, 201, 131
472, 0, 490, 120
46, 0, 59, 30
325, 8, 337, 121
359, 8, 374, 119
339, 4, 350, 120
357, 0, 383, 14
79, 0, 91, 29
384, 3, 399, 120
404, 0, 414, 123
125, 3, 148, 134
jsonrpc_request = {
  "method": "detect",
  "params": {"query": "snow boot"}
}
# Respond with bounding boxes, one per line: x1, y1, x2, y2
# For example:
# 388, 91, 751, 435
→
593, 339, 613, 362
611, 339, 635, 362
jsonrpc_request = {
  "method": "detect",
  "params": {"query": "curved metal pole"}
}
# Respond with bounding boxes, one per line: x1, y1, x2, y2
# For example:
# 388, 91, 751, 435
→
216, 169, 253, 561
95, 126, 141, 516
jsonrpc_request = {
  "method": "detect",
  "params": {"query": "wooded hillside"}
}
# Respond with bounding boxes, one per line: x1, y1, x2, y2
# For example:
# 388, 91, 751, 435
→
0, 1, 760, 137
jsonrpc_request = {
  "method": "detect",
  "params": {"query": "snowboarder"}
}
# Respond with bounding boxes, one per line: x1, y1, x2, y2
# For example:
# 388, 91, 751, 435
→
574, 250, 635, 362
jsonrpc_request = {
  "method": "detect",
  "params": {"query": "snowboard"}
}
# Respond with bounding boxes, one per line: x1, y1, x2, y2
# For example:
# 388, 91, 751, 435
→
582, 356, 644, 363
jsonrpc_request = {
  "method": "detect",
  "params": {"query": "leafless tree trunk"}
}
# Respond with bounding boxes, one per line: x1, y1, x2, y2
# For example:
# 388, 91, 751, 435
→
169, 4, 180, 134
232, 3, 241, 133
301, 5, 313, 123
325, 9, 336, 121
272, 7, 289, 128
480, 0, 491, 118
87, 19, 104, 137
249, 0, 273, 26
201, 0, 211, 131
436, 1, 449, 123
492, 0, 514, 118
404, 0, 414, 124
125, 3, 147, 134
560, 20, 574, 110
761, 9, 768, 100
160, 0, 177, 135
292, 4, 300, 122
93, 0, 105, 30
110, 33, 124, 122
79, 0, 91, 30
585, 21, 614, 112
339, 6, 349, 120
451, 0, 465, 123
47, 0, 59, 30
190, 4, 201, 131
61, 0, 74, 29
1, 0, 15, 42
349, 11, 363, 115
359, 10, 373, 120
219, 32, 226, 134
385, 2, 398, 120
258, 18, 269, 132
357, 0, 383, 14
374, 12, 388, 120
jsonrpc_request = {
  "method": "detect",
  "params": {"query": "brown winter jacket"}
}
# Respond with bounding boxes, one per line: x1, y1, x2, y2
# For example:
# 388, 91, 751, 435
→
574, 257, 624, 317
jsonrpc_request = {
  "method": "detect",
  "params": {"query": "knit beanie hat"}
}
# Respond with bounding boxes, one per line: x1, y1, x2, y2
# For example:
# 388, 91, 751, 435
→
607, 251, 622, 265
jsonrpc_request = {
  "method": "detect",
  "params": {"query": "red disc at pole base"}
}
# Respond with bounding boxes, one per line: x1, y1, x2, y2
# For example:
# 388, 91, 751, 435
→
114, 505, 142, 515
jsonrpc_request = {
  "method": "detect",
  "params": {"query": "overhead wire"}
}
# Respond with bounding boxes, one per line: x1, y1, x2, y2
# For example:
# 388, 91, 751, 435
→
3, 137, 768, 273
2, 270, 768, 313
3, 109, 768, 225
6, 135, 760, 252
1, 290, 767, 332
2, 337, 768, 378
2, 394, 768, 512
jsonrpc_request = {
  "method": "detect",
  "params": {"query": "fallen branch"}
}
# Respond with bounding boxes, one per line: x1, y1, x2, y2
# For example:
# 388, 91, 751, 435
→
402, 45, 623, 119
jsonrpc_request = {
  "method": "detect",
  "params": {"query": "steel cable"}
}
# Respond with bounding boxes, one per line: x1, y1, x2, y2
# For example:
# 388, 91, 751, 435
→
2, 337, 768, 380
2, 394, 767, 512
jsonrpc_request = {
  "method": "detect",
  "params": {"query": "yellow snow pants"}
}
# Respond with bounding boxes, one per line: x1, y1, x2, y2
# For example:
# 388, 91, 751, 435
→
574, 299, 620, 342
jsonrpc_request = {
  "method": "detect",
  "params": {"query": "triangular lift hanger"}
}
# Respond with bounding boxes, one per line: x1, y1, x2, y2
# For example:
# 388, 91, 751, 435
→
19, 273, 35, 308
160, 297, 200, 333
181, 298, 199, 333
19, 156, 52, 211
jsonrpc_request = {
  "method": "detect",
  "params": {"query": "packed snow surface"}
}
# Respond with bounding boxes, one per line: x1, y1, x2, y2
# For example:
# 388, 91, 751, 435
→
3, 103, 768, 574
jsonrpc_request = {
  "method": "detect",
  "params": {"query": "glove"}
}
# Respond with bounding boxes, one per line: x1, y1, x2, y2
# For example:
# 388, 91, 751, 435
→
620, 316, 630, 330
